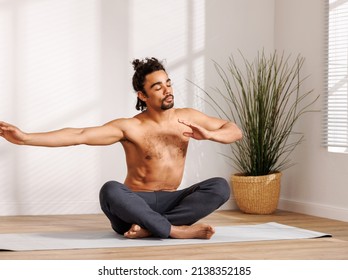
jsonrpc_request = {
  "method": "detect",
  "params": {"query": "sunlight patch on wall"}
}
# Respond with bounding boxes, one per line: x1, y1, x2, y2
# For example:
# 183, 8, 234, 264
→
191, 0, 205, 53
0, 5, 13, 119
17, 0, 101, 130
129, 0, 188, 61
129, 0, 206, 111
0, 0, 103, 215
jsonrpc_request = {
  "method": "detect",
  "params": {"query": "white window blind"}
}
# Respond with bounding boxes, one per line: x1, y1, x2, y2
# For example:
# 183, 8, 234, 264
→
324, 0, 348, 152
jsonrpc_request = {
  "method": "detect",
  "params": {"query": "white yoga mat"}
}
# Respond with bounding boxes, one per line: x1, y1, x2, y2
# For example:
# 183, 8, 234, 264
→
0, 222, 331, 251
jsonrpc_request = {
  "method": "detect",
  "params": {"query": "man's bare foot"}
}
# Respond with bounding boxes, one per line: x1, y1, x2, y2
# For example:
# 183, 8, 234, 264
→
124, 224, 152, 239
170, 224, 215, 239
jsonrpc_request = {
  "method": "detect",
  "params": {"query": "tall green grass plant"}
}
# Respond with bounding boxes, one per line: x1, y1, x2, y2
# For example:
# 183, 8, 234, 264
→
202, 51, 318, 176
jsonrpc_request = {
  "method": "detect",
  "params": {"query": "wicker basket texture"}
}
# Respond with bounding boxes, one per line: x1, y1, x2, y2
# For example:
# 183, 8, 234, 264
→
231, 172, 282, 214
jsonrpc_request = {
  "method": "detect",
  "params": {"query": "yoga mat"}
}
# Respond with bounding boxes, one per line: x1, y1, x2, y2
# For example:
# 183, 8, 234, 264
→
0, 222, 331, 251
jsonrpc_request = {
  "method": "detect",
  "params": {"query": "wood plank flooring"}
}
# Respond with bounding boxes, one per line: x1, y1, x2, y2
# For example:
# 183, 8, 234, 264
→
0, 210, 347, 260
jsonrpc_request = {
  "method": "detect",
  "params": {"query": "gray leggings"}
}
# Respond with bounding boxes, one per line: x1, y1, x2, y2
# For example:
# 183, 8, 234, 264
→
99, 177, 230, 238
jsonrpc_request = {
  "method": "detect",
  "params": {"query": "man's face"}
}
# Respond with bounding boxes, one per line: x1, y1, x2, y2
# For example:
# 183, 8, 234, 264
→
141, 70, 174, 111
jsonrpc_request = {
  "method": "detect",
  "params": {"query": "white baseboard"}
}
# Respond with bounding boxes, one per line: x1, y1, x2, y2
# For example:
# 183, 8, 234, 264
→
0, 201, 102, 216
278, 198, 348, 222
223, 198, 348, 222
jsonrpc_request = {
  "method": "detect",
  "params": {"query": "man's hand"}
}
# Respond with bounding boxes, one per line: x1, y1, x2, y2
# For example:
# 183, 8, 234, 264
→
0, 121, 27, 145
178, 119, 212, 141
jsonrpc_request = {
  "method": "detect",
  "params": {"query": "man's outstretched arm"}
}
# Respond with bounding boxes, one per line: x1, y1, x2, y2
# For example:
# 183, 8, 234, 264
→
0, 120, 125, 147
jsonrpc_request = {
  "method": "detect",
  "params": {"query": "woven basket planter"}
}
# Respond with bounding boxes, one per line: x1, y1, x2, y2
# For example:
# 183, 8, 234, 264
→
231, 172, 282, 214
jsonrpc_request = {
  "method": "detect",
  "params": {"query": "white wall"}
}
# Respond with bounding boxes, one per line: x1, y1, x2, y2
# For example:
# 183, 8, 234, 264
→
275, 0, 348, 222
2, 0, 347, 222
0, 0, 275, 215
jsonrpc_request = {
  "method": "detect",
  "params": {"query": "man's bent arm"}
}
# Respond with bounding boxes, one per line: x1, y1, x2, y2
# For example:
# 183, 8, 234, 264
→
208, 121, 243, 144
188, 120, 242, 144
179, 109, 243, 144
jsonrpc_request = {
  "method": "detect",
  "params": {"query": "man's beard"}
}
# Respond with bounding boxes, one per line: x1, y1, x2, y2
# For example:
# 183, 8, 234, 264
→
161, 95, 174, 110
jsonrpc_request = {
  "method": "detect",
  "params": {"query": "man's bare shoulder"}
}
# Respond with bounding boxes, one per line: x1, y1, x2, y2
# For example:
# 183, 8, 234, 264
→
175, 107, 205, 119
106, 115, 142, 129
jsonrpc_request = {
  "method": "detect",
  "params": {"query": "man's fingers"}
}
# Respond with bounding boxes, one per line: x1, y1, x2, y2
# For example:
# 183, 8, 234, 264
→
178, 119, 191, 126
0, 123, 10, 130
178, 119, 186, 125
0, 121, 9, 127
1, 126, 12, 131
178, 119, 196, 128
183, 132, 193, 137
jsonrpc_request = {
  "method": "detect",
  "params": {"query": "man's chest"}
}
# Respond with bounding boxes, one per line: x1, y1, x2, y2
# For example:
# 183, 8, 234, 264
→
124, 126, 189, 160
143, 132, 188, 159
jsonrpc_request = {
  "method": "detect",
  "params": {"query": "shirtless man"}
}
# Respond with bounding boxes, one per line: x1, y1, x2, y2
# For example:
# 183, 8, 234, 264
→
0, 57, 242, 239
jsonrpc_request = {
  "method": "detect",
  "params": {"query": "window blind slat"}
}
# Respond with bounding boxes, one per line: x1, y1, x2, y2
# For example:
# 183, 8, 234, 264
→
323, 0, 348, 149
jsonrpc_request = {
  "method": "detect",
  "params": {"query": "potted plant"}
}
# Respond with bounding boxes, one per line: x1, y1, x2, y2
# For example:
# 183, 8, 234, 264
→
200, 50, 318, 214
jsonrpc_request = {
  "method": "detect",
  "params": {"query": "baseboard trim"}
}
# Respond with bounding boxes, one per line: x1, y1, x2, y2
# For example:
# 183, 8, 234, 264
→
0, 201, 101, 216
278, 198, 348, 222
223, 197, 348, 222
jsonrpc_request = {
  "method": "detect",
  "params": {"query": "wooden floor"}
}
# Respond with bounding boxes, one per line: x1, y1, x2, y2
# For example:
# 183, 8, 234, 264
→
0, 210, 347, 260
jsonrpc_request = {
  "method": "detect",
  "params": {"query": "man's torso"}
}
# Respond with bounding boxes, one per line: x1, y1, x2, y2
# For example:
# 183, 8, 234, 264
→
119, 108, 191, 192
